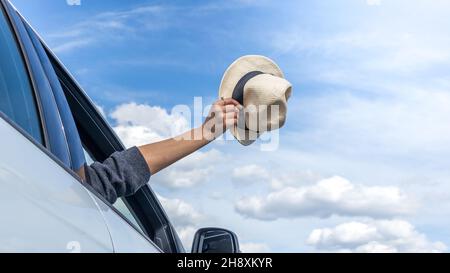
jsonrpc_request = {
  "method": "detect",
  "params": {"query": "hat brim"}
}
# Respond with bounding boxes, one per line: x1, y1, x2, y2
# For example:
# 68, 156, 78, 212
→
219, 55, 284, 146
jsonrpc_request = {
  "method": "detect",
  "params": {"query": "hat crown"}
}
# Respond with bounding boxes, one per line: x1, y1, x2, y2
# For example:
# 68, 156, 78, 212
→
243, 74, 292, 133
218, 55, 292, 146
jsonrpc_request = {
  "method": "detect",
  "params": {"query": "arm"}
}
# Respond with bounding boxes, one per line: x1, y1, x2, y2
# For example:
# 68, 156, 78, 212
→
80, 98, 240, 204
138, 98, 241, 175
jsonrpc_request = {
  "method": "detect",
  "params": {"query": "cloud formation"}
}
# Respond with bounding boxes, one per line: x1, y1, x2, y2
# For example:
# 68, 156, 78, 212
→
307, 219, 446, 253
50, 4, 167, 53
232, 164, 270, 186
49, 1, 265, 53
158, 195, 203, 249
235, 176, 416, 220
158, 195, 203, 226
111, 102, 190, 147
152, 149, 223, 189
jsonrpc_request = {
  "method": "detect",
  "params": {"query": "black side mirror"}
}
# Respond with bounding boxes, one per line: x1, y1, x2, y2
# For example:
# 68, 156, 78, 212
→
191, 228, 240, 253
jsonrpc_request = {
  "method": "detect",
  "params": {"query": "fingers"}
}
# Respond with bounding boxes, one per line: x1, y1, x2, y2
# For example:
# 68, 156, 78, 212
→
224, 104, 239, 113
224, 111, 238, 119
203, 98, 241, 136
223, 111, 238, 128
224, 118, 237, 129
222, 101, 239, 128
208, 107, 238, 122
211, 104, 240, 116
216, 98, 241, 107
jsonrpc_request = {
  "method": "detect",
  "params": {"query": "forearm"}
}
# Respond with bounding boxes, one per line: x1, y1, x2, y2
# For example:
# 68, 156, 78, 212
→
137, 126, 212, 175
138, 98, 240, 175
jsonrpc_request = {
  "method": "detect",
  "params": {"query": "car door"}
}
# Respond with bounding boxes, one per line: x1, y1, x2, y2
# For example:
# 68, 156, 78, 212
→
0, 0, 113, 252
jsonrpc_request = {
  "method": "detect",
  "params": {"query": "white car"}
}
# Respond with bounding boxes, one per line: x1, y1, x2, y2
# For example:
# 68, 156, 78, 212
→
0, 0, 240, 253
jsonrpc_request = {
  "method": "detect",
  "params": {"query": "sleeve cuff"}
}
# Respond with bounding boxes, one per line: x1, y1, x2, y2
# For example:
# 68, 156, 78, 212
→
123, 146, 152, 184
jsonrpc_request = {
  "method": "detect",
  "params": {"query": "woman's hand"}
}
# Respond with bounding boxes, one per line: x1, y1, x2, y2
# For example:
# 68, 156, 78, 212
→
202, 98, 242, 140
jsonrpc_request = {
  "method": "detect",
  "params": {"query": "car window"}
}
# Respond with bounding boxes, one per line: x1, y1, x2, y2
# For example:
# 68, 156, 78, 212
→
83, 147, 145, 234
0, 8, 42, 144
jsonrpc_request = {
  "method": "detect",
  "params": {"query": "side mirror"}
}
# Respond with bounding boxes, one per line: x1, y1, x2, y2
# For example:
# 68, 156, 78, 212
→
191, 228, 240, 253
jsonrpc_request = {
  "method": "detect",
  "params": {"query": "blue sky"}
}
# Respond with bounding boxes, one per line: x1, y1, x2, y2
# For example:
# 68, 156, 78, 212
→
11, 0, 450, 252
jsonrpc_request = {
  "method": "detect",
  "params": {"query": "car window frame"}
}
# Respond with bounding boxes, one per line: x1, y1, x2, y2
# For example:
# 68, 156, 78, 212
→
22, 19, 86, 171
0, 7, 43, 144
2, 0, 71, 167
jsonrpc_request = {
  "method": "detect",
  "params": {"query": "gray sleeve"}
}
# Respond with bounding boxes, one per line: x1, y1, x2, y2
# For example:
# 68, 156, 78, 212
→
84, 146, 151, 204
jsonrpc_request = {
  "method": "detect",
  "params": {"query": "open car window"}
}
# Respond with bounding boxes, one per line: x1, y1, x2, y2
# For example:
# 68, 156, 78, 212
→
82, 147, 146, 234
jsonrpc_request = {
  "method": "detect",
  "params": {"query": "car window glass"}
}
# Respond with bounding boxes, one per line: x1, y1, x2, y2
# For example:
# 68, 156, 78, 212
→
0, 8, 42, 144
113, 198, 145, 233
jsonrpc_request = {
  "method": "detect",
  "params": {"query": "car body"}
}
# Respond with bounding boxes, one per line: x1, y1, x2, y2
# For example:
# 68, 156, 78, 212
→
0, 0, 239, 253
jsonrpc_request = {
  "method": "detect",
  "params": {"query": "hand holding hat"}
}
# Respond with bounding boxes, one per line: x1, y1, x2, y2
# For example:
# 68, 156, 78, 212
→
219, 55, 292, 145
202, 97, 242, 140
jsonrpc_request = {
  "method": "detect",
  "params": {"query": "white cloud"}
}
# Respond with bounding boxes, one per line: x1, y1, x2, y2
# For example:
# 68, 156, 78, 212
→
94, 104, 106, 118
177, 226, 197, 251
158, 195, 203, 250
52, 38, 94, 53
111, 102, 190, 147
306, 219, 447, 253
232, 164, 270, 186
48, 1, 266, 53
235, 176, 417, 220
366, 0, 381, 6
232, 165, 322, 190
158, 195, 203, 226
240, 242, 270, 253
270, 170, 322, 190
153, 149, 223, 189
113, 125, 164, 147
209, 191, 224, 200
48, 4, 167, 53
271, 18, 450, 82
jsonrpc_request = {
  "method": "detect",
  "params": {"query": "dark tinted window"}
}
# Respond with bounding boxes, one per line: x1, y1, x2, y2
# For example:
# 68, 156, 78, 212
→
0, 8, 42, 143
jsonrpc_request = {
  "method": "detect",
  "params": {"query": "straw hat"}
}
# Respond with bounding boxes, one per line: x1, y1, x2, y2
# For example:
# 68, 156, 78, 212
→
219, 55, 292, 146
